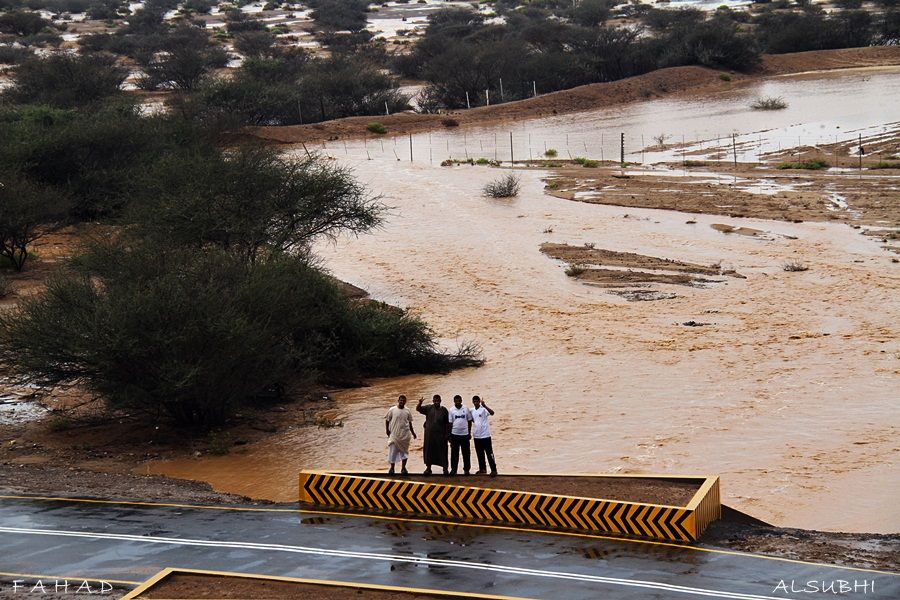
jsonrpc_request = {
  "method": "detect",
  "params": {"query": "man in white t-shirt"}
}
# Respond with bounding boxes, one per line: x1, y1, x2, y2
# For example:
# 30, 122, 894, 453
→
470, 395, 497, 476
447, 394, 473, 475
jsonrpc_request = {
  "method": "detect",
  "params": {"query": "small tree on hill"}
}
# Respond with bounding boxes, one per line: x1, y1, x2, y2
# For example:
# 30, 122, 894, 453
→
0, 173, 69, 271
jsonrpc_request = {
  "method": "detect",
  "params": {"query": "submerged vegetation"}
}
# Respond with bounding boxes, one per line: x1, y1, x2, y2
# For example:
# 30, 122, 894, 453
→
483, 174, 521, 198
751, 96, 788, 110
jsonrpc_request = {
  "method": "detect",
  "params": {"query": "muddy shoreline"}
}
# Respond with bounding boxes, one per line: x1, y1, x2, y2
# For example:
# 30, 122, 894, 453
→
244, 47, 900, 145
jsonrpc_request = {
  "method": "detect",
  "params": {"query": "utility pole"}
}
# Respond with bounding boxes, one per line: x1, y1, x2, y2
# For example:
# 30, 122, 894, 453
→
409, 134, 413, 162
510, 132, 514, 165
465, 91, 471, 109
486, 89, 490, 106
620, 132, 625, 167
499, 77, 504, 101
732, 134, 738, 170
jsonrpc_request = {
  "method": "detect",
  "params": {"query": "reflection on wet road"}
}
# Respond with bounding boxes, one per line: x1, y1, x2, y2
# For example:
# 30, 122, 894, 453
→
2, 497, 897, 599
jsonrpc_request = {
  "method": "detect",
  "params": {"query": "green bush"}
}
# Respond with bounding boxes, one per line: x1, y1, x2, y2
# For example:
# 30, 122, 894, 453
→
719, 72, 732, 81
3, 53, 127, 109
574, 157, 600, 168
544, 148, 558, 158
777, 159, 828, 170
366, 121, 387, 134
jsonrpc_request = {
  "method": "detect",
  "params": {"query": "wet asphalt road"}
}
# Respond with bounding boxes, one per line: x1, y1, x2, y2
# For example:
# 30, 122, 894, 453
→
0, 496, 897, 599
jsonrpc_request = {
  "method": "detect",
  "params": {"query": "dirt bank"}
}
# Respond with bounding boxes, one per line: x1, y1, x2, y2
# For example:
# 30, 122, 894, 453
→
542, 162, 900, 238
137, 573, 448, 599
245, 47, 900, 145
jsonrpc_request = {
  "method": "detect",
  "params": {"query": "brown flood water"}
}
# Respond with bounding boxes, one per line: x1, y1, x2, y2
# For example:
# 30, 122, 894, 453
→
151, 74, 900, 534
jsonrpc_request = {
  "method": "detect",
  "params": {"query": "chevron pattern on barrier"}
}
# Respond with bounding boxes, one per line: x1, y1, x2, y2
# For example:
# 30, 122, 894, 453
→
299, 472, 705, 542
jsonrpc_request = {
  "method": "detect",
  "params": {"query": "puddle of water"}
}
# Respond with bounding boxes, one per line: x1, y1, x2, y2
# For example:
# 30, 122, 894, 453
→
325, 68, 900, 169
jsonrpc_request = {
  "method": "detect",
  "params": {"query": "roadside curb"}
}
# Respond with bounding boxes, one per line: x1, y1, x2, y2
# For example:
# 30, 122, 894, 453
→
299, 471, 721, 542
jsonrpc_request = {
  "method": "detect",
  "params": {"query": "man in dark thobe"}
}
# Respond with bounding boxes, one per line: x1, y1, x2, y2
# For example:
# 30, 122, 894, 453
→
416, 394, 449, 475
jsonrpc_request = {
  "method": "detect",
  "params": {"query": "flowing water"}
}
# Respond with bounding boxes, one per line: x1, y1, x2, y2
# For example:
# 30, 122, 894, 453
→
151, 69, 900, 534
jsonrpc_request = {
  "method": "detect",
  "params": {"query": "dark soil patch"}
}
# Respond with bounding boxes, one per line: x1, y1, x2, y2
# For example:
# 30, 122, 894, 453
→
370, 473, 700, 507
138, 574, 443, 599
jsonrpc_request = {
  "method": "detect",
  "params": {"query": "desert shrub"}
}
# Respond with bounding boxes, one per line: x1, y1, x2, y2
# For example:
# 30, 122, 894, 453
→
0, 45, 31, 64
3, 53, 127, 109
870, 161, 900, 169
719, 72, 731, 81
0, 171, 70, 271
309, 0, 369, 32
475, 157, 490, 165
367, 121, 387, 134
574, 157, 600, 168
0, 10, 52, 37
0, 103, 216, 219
136, 25, 229, 91
564, 264, 586, 277
783, 261, 809, 272
751, 96, 787, 110
234, 30, 277, 58
483, 174, 521, 198
183, 0, 215, 13
544, 148, 558, 158
777, 159, 828, 170
441, 117, 459, 127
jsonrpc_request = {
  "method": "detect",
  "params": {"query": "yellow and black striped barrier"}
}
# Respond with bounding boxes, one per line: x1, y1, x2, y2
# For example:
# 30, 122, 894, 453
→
298, 471, 721, 542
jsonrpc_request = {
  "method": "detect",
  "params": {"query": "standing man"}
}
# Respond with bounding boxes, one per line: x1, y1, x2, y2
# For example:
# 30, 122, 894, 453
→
385, 395, 416, 475
416, 394, 449, 475
471, 395, 497, 477
447, 394, 473, 475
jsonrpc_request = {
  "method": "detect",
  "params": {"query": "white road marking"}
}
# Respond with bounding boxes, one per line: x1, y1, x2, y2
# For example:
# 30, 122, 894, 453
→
0, 525, 782, 599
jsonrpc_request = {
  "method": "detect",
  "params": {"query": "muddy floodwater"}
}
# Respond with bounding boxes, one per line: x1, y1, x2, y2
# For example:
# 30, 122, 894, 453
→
152, 70, 900, 534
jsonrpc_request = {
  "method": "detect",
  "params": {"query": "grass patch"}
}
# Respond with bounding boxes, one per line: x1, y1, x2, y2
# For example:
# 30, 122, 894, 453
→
574, 157, 599, 168
869, 161, 900, 170
483, 174, 521, 198
366, 121, 387, 134
441, 118, 459, 127
683, 160, 706, 167
777, 159, 829, 170
751, 96, 788, 110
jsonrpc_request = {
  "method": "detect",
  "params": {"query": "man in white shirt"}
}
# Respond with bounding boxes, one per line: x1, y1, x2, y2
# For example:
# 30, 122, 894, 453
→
447, 394, 473, 475
385, 395, 416, 475
470, 395, 497, 477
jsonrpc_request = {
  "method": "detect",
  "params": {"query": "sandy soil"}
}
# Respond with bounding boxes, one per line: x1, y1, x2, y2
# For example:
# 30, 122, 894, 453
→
542, 163, 900, 231
140, 574, 446, 599
540, 243, 745, 295
364, 473, 699, 506
243, 47, 900, 145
